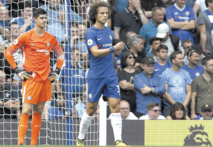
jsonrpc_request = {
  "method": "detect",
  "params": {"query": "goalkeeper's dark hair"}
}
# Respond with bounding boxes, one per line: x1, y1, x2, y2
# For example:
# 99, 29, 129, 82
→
33, 8, 46, 18
89, 2, 111, 24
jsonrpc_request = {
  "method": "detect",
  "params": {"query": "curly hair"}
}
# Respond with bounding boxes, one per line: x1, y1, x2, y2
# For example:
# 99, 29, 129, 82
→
89, 2, 111, 25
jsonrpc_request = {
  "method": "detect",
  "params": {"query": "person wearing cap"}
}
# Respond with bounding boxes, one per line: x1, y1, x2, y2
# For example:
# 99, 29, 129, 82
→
139, 7, 171, 54
197, 0, 213, 56
191, 56, 213, 119
195, 104, 213, 120
134, 57, 166, 118
166, 0, 196, 44
161, 51, 191, 117
156, 23, 184, 56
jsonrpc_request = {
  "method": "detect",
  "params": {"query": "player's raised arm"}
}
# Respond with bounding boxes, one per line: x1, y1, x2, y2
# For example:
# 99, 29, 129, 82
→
49, 40, 65, 83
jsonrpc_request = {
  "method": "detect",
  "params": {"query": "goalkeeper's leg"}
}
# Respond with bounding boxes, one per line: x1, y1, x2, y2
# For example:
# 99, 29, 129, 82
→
30, 102, 46, 145
77, 101, 98, 145
18, 103, 33, 145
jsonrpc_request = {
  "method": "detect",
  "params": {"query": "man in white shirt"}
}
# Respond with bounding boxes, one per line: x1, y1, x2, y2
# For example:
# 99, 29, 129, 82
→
119, 100, 138, 120
139, 102, 165, 120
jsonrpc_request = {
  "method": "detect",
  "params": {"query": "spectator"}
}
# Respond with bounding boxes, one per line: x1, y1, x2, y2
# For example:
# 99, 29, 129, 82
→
0, 70, 20, 119
182, 39, 193, 65
182, 49, 204, 81
154, 45, 172, 76
140, 0, 165, 18
195, 104, 213, 120
139, 102, 166, 120
162, 51, 191, 117
129, 35, 146, 70
147, 37, 161, 61
40, 0, 83, 25
134, 57, 166, 118
114, 0, 148, 45
124, 31, 137, 51
113, 100, 138, 120
191, 56, 213, 119
0, 6, 10, 38
112, 0, 129, 13
197, 0, 213, 56
193, 0, 207, 17
166, 0, 196, 43
166, 102, 190, 120
10, 1, 35, 34
47, 10, 65, 44
140, 7, 170, 54
118, 51, 141, 114
58, 48, 85, 105
3, 22, 22, 80
156, 23, 184, 56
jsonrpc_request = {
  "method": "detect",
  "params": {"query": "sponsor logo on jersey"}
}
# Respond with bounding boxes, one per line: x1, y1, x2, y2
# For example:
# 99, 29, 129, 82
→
37, 49, 49, 53
27, 96, 31, 101
87, 39, 93, 46
103, 43, 112, 47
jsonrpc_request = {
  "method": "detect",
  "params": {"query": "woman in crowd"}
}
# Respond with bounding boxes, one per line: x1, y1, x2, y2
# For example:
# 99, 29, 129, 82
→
118, 51, 141, 114
166, 102, 190, 120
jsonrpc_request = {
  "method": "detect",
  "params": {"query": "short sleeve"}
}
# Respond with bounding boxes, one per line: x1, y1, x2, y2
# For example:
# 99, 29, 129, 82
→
166, 6, 173, 20
139, 26, 147, 40
185, 71, 192, 85
118, 70, 125, 82
191, 78, 198, 92
114, 12, 122, 28
197, 12, 207, 25
85, 30, 97, 50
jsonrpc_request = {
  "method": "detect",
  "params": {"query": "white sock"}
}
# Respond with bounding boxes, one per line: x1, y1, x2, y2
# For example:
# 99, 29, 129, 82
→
78, 112, 93, 140
110, 113, 122, 142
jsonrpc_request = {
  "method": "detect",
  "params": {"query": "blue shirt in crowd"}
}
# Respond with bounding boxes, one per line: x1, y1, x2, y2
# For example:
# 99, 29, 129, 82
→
10, 17, 35, 32
166, 3, 196, 43
182, 65, 204, 80
154, 61, 172, 76
161, 68, 192, 107
134, 72, 166, 114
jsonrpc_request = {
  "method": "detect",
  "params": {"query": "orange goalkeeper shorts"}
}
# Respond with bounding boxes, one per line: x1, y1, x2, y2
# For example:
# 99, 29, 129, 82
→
22, 78, 52, 104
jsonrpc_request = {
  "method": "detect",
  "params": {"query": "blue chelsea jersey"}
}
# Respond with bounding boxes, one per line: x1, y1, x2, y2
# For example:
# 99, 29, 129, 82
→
85, 26, 116, 78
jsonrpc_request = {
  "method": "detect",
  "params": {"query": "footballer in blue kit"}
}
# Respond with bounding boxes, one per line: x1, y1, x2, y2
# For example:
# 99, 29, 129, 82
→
77, 2, 126, 146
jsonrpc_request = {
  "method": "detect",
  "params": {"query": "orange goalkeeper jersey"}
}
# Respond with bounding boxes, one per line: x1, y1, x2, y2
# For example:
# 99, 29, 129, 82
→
4, 29, 64, 81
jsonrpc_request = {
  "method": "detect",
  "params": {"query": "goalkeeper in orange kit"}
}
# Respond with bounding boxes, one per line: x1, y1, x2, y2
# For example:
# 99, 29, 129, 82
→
4, 8, 64, 145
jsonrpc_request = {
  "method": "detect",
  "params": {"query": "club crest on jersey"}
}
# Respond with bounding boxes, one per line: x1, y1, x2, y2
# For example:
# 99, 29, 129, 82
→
27, 96, 32, 101
87, 39, 93, 46
47, 42, 50, 47
14, 39, 18, 45
185, 11, 189, 16
89, 93, 93, 99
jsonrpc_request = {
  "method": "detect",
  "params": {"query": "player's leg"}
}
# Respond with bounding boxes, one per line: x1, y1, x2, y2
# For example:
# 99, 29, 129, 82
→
105, 76, 126, 146
30, 79, 52, 145
18, 103, 33, 145
78, 101, 98, 140
77, 78, 104, 146
30, 101, 46, 145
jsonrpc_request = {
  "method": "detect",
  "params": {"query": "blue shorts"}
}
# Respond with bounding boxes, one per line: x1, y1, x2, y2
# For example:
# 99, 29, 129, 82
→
87, 76, 120, 102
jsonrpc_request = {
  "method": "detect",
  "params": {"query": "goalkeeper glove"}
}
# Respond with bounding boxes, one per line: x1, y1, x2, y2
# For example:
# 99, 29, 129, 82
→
49, 68, 60, 83
14, 67, 32, 81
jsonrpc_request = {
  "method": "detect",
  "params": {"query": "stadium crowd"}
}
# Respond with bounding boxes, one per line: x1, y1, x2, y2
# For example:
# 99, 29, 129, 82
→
0, 0, 213, 121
